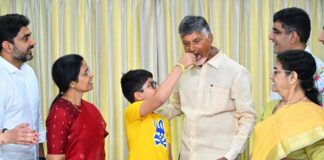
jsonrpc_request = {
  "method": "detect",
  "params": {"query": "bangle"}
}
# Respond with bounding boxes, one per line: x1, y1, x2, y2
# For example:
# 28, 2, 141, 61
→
1, 128, 7, 133
176, 63, 185, 71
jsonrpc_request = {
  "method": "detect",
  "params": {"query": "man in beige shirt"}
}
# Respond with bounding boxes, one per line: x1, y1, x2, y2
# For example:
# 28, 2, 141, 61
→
158, 16, 256, 160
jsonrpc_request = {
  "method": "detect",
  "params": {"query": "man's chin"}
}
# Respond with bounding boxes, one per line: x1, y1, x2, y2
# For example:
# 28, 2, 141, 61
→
273, 47, 285, 54
195, 57, 207, 65
24, 54, 33, 62
273, 49, 281, 54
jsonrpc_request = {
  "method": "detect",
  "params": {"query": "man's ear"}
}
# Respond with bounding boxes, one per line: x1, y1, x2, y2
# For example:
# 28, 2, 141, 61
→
208, 33, 213, 43
133, 91, 143, 101
290, 31, 300, 44
1, 41, 13, 52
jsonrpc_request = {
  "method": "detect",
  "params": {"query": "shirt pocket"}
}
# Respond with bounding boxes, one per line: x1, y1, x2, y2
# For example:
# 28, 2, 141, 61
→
207, 87, 233, 113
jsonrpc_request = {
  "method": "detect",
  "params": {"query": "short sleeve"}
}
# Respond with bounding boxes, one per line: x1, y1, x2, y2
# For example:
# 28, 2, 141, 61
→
46, 105, 72, 154
124, 101, 143, 123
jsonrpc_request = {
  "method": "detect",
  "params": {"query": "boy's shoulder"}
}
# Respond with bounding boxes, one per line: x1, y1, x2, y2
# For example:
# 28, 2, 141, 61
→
124, 101, 143, 117
126, 100, 143, 109
125, 101, 168, 120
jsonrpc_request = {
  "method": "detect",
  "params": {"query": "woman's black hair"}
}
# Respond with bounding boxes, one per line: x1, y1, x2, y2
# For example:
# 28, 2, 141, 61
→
51, 54, 84, 104
277, 50, 320, 105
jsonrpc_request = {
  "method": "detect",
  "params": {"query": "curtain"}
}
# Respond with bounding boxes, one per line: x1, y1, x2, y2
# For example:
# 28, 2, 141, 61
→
1, 0, 323, 159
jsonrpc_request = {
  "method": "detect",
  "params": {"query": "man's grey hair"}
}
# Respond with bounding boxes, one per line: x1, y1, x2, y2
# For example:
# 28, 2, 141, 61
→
178, 15, 211, 37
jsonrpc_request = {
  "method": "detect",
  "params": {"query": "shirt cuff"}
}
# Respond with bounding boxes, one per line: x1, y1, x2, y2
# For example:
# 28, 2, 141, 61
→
224, 150, 239, 160
224, 135, 247, 160
39, 129, 46, 143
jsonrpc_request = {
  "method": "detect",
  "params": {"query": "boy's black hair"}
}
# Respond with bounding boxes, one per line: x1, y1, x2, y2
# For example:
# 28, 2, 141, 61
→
121, 69, 153, 103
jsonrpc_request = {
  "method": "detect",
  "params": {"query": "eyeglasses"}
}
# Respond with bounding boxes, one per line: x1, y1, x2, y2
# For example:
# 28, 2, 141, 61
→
272, 69, 291, 75
137, 81, 158, 92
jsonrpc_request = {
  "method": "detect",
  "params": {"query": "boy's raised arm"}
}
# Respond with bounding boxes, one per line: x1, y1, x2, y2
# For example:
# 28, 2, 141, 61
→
139, 53, 195, 117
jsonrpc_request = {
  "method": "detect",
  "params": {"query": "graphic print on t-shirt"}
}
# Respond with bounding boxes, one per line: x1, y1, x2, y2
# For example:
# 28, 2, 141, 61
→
153, 119, 167, 148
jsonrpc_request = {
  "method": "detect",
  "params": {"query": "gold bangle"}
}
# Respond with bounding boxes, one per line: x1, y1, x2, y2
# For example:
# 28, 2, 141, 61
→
176, 63, 185, 71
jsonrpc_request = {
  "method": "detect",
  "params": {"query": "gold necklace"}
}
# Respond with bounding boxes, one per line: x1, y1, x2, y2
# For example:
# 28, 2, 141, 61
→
273, 96, 306, 114
61, 96, 82, 112
283, 96, 306, 105
71, 103, 81, 112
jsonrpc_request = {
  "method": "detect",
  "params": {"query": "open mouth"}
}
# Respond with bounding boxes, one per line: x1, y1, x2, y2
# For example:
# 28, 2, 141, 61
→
195, 54, 207, 65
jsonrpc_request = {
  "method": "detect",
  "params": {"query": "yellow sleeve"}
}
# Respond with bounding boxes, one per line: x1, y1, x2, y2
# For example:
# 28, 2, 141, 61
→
125, 101, 144, 123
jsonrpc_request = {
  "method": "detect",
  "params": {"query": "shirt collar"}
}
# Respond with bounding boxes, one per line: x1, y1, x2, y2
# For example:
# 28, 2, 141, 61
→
206, 49, 224, 69
0, 56, 21, 74
305, 45, 311, 53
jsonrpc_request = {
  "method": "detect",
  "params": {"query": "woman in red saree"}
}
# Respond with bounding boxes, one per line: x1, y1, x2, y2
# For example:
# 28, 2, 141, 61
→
46, 54, 108, 160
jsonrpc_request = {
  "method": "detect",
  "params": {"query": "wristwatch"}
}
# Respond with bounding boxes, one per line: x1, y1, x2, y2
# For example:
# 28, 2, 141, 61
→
1, 128, 8, 133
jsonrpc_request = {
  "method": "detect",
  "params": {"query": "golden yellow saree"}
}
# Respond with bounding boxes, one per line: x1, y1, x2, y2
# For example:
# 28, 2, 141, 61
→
251, 102, 324, 160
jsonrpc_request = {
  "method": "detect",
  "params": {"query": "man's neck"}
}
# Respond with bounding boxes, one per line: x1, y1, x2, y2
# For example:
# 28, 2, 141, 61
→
207, 46, 219, 60
0, 52, 23, 69
291, 43, 307, 50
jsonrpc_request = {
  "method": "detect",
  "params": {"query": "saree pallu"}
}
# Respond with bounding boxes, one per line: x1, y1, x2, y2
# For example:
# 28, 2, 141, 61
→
251, 102, 324, 160
47, 98, 108, 160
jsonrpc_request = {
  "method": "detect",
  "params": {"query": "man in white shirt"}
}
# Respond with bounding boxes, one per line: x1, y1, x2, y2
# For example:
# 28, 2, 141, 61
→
158, 16, 256, 160
0, 14, 46, 160
261, 7, 324, 121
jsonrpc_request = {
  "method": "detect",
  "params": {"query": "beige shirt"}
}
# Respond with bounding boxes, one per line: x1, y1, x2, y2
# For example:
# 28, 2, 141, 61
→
159, 50, 256, 160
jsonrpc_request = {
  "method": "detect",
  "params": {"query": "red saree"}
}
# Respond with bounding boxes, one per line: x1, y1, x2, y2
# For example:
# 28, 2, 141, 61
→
46, 98, 108, 160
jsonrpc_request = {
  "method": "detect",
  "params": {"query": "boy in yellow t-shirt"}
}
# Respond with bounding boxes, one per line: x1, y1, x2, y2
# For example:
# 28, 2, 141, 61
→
120, 53, 194, 160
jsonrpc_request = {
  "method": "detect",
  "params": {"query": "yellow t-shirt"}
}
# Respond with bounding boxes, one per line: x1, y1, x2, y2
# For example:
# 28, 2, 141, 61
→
124, 101, 171, 160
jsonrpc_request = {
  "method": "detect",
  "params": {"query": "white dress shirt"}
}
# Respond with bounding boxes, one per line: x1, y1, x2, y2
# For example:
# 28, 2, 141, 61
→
0, 56, 46, 160
158, 50, 256, 160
